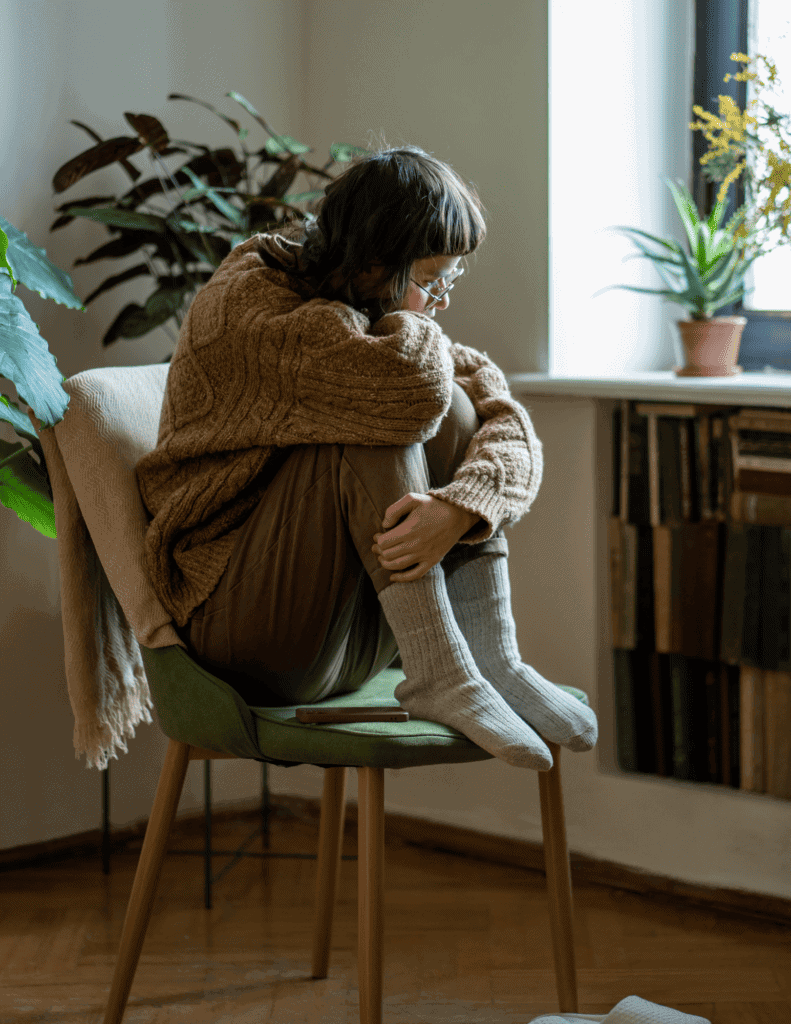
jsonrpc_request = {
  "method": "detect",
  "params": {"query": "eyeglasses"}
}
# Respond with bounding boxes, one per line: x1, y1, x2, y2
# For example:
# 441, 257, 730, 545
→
410, 266, 464, 309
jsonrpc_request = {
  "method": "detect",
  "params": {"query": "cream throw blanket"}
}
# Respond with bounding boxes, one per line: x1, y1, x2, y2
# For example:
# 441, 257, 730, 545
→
28, 363, 186, 770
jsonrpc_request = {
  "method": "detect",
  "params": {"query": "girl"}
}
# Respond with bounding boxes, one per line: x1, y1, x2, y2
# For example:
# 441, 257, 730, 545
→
136, 144, 597, 771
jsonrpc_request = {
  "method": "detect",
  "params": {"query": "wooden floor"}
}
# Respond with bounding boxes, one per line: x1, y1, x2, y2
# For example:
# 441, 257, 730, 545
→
0, 805, 789, 1023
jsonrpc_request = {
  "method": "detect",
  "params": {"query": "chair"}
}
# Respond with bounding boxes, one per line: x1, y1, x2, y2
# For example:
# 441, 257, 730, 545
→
36, 364, 585, 1024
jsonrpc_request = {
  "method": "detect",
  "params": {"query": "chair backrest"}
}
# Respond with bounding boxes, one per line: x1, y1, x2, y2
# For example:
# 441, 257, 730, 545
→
51, 363, 183, 649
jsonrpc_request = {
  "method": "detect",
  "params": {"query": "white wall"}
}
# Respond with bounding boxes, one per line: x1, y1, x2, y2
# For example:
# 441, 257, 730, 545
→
0, 0, 302, 848
1, 0, 789, 903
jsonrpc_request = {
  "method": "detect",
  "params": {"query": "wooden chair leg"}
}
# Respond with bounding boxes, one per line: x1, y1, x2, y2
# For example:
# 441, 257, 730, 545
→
312, 766, 348, 978
537, 741, 579, 1013
357, 766, 384, 1024
103, 739, 191, 1024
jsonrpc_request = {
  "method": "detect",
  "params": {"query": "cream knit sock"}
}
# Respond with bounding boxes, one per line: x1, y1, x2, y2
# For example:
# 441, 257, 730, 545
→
377, 566, 553, 771
445, 554, 598, 753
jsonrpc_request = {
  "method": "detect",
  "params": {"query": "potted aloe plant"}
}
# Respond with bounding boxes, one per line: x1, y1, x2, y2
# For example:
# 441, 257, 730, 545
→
592, 175, 757, 376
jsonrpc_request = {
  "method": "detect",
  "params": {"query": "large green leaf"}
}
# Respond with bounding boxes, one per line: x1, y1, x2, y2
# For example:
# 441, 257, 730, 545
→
262, 135, 311, 157
102, 279, 193, 344
0, 215, 85, 309
180, 165, 244, 226
330, 143, 368, 163
164, 215, 216, 234
0, 228, 18, 289
0, 440, 56, 538
0, 274, 69, 429
61, 206, 166, 233
606, 223, 680, 255
663, 178, 702, 256
283, 190, 325, 205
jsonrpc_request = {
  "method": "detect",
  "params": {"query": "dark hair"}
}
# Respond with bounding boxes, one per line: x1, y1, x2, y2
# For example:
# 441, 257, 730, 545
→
284, 143, 487, 319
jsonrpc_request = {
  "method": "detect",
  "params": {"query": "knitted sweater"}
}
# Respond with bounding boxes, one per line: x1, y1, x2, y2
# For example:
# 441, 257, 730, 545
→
135, 232, 543, 628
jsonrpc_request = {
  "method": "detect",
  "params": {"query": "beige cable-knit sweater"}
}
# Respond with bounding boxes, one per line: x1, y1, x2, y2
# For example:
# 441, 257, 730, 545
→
135, 232, 543, 628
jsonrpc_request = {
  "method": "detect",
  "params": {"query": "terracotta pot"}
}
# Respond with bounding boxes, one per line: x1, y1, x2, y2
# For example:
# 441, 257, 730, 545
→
674, 316, 747, 377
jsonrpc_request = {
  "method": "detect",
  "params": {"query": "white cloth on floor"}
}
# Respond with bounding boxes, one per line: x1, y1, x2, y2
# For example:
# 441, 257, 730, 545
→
529, 994, 710, 1024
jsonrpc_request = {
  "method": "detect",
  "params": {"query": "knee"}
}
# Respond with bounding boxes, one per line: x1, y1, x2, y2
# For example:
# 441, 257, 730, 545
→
422, 382, 479, 487
446, 381, 480, 439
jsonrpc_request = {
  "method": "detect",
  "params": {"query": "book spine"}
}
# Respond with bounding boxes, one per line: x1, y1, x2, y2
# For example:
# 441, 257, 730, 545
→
720, 523, 748, 665
670, 654, 693, 780
779, 528, 791, 673
739, 666, 765, 792
678, 417, 693, 521
697, 414, 712, 519
613, 649, 638, 772
764, 669, 791, 799
740, 527, 764, 668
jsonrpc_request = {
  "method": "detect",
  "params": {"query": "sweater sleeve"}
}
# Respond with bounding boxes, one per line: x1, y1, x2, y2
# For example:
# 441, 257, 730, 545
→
426, 340, 544, 543
274, 303, 457, 447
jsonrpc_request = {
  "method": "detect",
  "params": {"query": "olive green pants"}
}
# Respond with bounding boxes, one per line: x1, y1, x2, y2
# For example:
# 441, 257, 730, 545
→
179, 382, 509, 706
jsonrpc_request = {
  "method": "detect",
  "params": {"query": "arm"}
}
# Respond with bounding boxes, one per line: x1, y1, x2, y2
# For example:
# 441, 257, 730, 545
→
374, 341, 544, 583
426, 340, 544, 543
275, 303, 457, 447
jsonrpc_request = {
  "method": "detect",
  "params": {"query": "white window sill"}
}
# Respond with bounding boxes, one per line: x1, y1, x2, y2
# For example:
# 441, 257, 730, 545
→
506, 370, 791, 407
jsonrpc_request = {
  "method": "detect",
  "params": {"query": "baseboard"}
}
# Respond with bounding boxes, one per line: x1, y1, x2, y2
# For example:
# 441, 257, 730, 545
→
1, 792, 789, 929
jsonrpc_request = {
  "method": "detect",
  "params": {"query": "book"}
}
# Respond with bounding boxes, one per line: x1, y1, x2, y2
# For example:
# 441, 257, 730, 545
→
669, 654, 694, 780
739, 666, 765, 792
760, 527, 783, 670
650, 651, 670, 777
628, 408, 651, 525
764, 669, 791, 799
732, 492, 791, 523
777, 528, 791, 674
613, 648, 638, 772
695, 414, 712, 519
678, 520, 722, 662
704, 663, 721, 783
610, 401, 638, 649
659, 417, 682, 524
740, 526, 764, 668
727, 664, 741, 787
635, 524, 656, 650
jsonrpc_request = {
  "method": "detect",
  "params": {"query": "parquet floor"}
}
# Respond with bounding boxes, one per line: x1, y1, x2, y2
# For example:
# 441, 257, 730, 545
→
0, 806, 788, 1023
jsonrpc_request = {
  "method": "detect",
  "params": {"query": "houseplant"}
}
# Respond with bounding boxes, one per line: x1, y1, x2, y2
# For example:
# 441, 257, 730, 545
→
50, 91, 366, 349
592, 175, 757, 376
0, 215, 83, 538
0, 92, 365, 539
690, 52, 791, 268
594, 51, 790, 376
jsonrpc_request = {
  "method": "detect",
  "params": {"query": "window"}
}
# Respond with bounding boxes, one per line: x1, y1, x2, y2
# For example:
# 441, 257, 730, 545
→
741, 2, 791, 311
693, 0, 791, 370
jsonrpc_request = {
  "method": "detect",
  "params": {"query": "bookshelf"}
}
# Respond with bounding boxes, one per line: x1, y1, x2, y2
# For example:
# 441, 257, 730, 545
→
508, 372, 791, 801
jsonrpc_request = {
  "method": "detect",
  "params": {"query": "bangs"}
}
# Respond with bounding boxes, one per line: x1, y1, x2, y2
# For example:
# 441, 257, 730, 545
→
424, 174, 487, 258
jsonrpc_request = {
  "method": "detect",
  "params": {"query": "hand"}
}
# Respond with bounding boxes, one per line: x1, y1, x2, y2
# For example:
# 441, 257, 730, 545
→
371, 492, 481, 583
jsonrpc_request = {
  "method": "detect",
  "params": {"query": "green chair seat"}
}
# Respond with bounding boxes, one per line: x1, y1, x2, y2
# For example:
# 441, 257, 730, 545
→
140, 644, 590, 770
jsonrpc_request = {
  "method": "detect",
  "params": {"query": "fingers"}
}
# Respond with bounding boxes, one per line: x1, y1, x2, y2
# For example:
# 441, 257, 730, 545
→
378, 549, 414, 568
389, 560, 429, 583
382, 493, 419, 530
